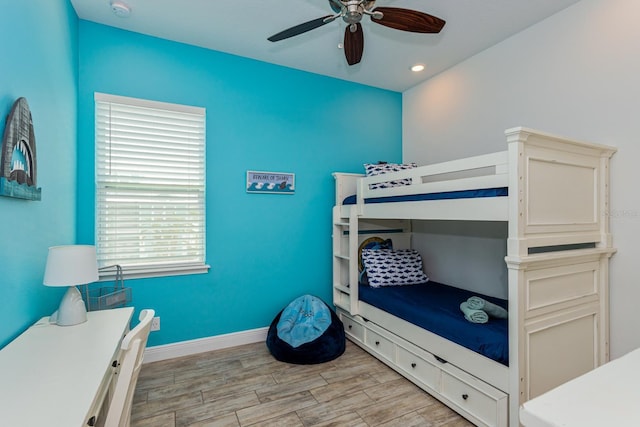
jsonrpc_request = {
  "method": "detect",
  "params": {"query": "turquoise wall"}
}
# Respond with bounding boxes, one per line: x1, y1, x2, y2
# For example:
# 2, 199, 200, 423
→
0, 1, 78, 347
77, 22, 402, 346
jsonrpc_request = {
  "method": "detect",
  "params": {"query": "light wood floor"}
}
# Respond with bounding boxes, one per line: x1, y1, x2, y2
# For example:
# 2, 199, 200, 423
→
131, 340, 474, 427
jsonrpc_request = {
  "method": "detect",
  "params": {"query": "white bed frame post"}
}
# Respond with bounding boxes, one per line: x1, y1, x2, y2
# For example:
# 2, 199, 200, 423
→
598, 153, 613, 249
506, 262, 526, 427
505, 129, 530, 427
348, 207, 360, 315
599, 254, 611, 363
506, 130, 527, 258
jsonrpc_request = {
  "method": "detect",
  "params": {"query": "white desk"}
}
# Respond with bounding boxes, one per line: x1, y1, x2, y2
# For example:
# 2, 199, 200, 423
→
520, 347, 640, 427
0, 307, 134, 426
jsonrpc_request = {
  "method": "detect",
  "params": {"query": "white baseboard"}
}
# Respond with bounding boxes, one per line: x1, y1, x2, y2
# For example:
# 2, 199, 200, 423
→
143, 327, 269, 364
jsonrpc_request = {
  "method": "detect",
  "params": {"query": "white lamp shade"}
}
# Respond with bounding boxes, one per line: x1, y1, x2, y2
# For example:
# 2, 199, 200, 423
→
43, 245, 99, 287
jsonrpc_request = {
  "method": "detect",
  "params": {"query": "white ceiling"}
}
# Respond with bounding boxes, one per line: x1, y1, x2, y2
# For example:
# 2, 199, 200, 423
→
70, 0, 582, 92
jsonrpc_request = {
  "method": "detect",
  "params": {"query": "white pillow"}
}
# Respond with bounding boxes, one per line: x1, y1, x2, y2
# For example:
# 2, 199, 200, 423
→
364, 162, 417, 189
361, 248, 429, 287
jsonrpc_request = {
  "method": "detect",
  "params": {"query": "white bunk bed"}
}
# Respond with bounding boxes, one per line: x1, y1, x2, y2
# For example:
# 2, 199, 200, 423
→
331, 127, 616, 427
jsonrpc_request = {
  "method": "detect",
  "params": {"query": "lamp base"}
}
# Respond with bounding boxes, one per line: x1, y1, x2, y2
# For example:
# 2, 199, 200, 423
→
50, 286, 88, 326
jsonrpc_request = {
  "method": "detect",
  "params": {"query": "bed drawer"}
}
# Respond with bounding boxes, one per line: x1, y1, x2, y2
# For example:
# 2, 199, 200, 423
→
396, 346, 440, 391
365, 330, 395, 362
339, 312, 364, 343
441, 369, 507, 427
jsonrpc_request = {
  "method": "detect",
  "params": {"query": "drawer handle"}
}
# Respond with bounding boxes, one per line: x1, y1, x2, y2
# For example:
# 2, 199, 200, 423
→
462, 393, 469, 401
375, 340, 380, 346
411, 362, 417, 368
348, 324, 353, 329
434, 355, 448, 364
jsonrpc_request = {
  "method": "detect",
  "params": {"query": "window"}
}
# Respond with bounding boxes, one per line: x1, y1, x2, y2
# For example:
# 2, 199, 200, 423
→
95, 93, 207, 279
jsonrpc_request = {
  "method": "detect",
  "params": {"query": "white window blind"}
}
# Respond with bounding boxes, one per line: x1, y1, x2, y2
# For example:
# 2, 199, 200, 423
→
95, 93, 208, 279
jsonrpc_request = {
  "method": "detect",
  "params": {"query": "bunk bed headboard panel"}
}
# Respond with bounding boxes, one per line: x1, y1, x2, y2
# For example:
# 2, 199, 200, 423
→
506, 127, 616, 257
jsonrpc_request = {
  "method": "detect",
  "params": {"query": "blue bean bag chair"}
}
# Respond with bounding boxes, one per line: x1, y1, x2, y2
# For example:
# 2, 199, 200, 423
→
266, 295, 345, 364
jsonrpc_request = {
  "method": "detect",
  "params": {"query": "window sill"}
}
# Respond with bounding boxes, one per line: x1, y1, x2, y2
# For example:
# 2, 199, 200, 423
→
98, 264, 211, 281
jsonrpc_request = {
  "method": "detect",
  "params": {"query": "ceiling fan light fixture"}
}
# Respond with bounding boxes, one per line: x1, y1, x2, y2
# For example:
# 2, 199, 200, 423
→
411, 64, 425, 72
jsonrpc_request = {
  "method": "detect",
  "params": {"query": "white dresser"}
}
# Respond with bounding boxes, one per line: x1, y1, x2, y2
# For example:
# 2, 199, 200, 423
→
0, 307, 134, 426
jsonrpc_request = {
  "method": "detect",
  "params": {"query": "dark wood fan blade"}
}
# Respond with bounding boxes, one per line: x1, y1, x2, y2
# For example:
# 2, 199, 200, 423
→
328, 0, 342, 14
344, 23, 364, 66
371, 7, 445, 33
268, 16, 333, 42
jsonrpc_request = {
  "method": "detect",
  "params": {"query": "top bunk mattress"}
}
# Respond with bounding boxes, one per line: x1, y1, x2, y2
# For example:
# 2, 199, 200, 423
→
342, 187, 508, 205
358, 281, 509, 365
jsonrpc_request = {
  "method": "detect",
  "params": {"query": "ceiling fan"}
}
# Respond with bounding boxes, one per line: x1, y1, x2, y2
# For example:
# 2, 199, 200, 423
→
267, 0, 446, 66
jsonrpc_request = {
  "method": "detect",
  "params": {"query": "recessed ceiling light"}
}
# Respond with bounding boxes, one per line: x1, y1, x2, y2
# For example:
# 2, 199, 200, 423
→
110, 1, 131, 18
411, 64, 425, 72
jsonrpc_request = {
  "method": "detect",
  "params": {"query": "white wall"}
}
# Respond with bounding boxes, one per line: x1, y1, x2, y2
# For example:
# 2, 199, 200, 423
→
412, 221, 508, 299
403, 0, 640, 358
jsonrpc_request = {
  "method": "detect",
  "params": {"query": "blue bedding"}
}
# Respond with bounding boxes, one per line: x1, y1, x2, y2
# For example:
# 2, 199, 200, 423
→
358, 281, 509, 365
342, 187, 508, 205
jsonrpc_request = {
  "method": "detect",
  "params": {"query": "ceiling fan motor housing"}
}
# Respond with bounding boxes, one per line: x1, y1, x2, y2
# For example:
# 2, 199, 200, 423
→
341, 0, 376, 24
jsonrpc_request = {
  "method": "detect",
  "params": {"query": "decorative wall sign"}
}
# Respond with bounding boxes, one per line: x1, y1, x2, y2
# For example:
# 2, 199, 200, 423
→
246, 170, 295, 194
0, 97, 41, 200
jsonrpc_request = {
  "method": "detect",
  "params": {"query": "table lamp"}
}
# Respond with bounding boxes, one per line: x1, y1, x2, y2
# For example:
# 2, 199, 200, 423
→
43, 245, 99, 326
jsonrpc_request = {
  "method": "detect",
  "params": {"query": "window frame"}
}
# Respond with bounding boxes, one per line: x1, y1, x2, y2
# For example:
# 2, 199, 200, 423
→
94, 92, 209, 280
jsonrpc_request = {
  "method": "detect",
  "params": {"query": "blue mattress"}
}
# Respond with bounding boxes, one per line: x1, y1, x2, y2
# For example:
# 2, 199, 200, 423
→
358, 281, 509, 365
342, 187, 508, 205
